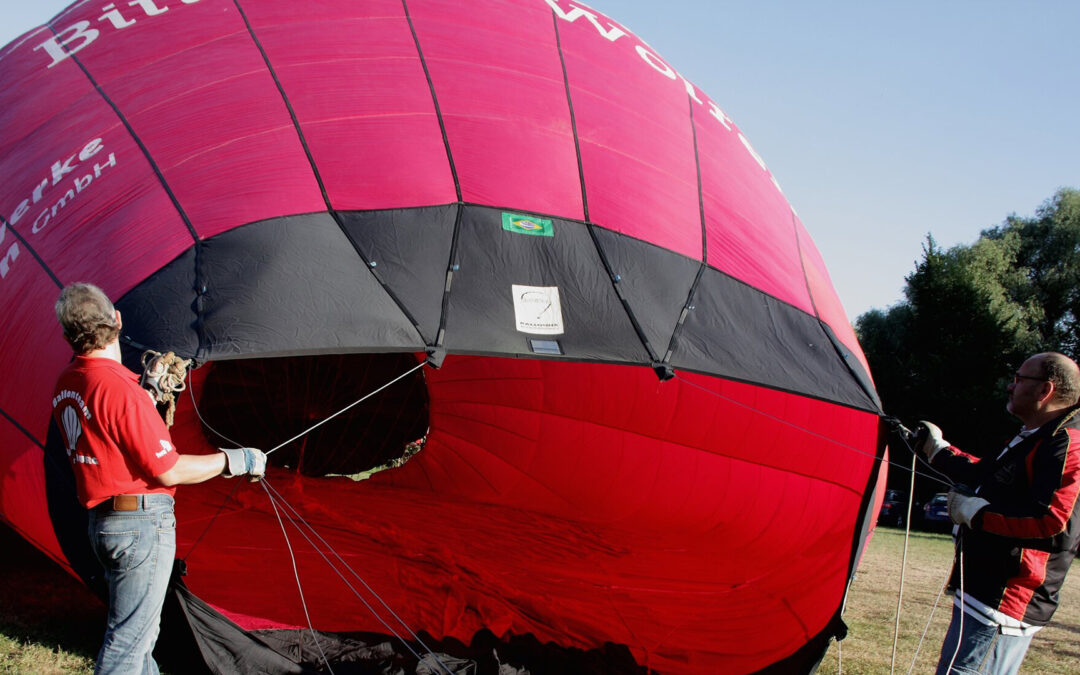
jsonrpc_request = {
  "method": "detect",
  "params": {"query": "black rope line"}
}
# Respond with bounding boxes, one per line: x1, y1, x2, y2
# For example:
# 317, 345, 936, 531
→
402, 0, 461, 203
0, 214, 61, 287
231, 0, 426, 342
44, 20, 209, 361
552, 13, 660, 366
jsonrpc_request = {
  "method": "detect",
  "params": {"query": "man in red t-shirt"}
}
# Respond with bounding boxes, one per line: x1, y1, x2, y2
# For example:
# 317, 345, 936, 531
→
51, 283, 266, 675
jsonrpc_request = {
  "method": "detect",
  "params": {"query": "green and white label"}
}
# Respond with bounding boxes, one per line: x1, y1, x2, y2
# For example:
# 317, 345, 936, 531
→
502, 212, 554, 237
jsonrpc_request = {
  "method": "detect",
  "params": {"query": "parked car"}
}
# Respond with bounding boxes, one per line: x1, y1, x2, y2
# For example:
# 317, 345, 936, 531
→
877, 489, 909, 527
921, 493, 953, 532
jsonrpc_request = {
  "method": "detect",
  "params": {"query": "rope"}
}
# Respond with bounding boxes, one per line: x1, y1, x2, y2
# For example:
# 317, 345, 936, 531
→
889, 449, 919, 674
181, 359, 456, 672
884, 420, 967, 674
182, 384, 244, 562
671, 371, 989, 674
671, 376, 967, 672
905, 556, 952, 674
944, 532, 965, 673
141, 349, 192, 426
183, 360, 425, 558
187, 382, 243, 448
261, 479, 456, 675
263, 480, 336, 674
265, 361, 425, 456
673, 373, 958, 490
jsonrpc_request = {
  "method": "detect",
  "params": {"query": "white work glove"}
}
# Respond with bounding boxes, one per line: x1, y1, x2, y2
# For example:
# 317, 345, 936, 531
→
948, 489, 989, 528
914, 421, 950, 462
221, 447, 267, 481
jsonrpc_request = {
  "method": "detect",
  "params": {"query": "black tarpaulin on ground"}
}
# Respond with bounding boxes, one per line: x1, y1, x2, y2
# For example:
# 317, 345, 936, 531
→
165, 564, 655, 675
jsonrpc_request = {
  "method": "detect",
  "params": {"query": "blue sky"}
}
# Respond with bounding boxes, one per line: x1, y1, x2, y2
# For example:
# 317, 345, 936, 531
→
3, 1, 1078, 320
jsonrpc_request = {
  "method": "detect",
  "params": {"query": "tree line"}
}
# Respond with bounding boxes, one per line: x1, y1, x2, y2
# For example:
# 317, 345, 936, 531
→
855, 187, 1080, 497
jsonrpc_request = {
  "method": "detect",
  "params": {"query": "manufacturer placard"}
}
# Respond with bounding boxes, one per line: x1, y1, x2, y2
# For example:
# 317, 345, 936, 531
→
512, 284, 564, 335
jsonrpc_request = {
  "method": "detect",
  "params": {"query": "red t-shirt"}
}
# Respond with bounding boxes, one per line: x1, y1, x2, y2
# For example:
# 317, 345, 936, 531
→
52, 355, 179, 508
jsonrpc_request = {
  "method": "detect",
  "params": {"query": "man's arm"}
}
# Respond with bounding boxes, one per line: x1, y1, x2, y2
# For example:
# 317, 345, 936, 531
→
915, 421, 983, 485
929, 445, 983, 486
155, 447, 267, 486
155, 452, 227, 486
975, 430, 1080, 547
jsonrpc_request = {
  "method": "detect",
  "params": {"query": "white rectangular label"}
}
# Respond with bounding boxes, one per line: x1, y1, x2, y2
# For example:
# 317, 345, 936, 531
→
512, 284, 565, 335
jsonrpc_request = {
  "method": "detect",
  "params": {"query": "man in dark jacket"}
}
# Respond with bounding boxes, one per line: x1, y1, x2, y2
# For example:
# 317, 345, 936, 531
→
917, 352, 1080, 675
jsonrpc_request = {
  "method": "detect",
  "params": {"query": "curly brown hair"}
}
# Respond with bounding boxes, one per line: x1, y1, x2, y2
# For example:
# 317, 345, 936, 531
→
55, 283, 119, 354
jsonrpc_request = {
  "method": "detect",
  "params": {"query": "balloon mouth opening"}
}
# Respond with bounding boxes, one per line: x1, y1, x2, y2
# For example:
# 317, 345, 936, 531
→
194, 353, 429, 477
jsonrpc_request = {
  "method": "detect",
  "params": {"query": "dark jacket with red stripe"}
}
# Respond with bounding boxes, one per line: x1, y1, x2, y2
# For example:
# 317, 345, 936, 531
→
931, 405, 1080, 625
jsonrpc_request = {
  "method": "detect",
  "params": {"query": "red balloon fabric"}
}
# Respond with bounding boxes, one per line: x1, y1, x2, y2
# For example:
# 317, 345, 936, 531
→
0, 1, 884, 673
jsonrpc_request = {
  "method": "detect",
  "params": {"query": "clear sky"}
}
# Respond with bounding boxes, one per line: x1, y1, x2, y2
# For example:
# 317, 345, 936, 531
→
3, 1, 1078, 321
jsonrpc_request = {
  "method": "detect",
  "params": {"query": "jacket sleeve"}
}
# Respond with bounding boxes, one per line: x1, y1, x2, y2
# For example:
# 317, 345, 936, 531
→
929, 444, 983, 487
975, 429, 1080, 550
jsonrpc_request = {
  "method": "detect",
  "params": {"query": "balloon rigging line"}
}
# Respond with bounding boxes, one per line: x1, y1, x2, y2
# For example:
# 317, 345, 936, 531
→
262, 480, 336, 675
181, 383, 245, 561
905, 564, 952, 675
265, 361, 426, 457
258, 479, 424, 661
182, 476, 243, 562
186, 359, 964, 672
179, 360, 450, 673
889, 450, 919, 674
670, 377, 964, 671
871, 419, 963, 673
261, 479, 456, 675
673, 373, 958, 490
944, 534, 966, 674
182, 360, 426, 559
188, 381, 244, 448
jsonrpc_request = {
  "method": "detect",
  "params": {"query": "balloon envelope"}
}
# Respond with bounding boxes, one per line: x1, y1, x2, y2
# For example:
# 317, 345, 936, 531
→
0, 1, 883, 672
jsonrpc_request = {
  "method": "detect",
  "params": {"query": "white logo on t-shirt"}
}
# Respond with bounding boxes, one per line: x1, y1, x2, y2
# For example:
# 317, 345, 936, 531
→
60, 404, 99, 465
155, 439, 174, 459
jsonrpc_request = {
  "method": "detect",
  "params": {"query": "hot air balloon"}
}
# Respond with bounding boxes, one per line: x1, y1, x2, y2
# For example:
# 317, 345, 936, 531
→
0, 1, 885, 672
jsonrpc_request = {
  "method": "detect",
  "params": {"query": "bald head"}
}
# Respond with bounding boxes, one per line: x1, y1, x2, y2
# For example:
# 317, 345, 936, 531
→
1035, 352, 1080, 406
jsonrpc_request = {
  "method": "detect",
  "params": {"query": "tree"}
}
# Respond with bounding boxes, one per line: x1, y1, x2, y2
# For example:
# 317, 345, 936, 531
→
983, 188, 1080, 356
856, 188, 1079, 500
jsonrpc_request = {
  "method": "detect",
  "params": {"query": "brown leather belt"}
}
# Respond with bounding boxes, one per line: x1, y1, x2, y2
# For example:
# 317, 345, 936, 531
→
94, 494, 141, 511
111, 494, 140, 511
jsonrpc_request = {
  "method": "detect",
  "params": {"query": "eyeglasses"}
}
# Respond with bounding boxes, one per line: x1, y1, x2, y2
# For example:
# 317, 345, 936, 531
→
1013, 372, 1048, 384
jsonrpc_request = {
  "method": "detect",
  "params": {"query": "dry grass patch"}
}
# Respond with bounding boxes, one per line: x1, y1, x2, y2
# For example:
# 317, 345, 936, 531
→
821, 527, 1080, 674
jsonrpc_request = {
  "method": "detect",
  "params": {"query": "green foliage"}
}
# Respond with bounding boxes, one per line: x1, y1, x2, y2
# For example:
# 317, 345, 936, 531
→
983, 188, 1080, 355
857, 188, 1080, 493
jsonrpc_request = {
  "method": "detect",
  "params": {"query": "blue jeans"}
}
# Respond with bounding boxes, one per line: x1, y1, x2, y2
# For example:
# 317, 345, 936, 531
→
87, 494, 176, 675
935, 604, 1034, 675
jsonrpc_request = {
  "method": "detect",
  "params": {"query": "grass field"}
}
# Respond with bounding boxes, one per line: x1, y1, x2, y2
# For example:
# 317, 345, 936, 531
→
0, 525, 101, 674
819, 526, 1080, 674
1, 523, 1077, 674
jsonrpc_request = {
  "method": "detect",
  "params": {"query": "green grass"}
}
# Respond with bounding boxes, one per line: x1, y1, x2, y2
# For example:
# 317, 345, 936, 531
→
1, 523, 1077, 673
0, 526, 100, 675
819, 526, 1080, 674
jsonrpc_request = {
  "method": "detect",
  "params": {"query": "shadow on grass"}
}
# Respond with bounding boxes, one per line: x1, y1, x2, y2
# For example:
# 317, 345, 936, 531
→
0, 521, 103, 664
